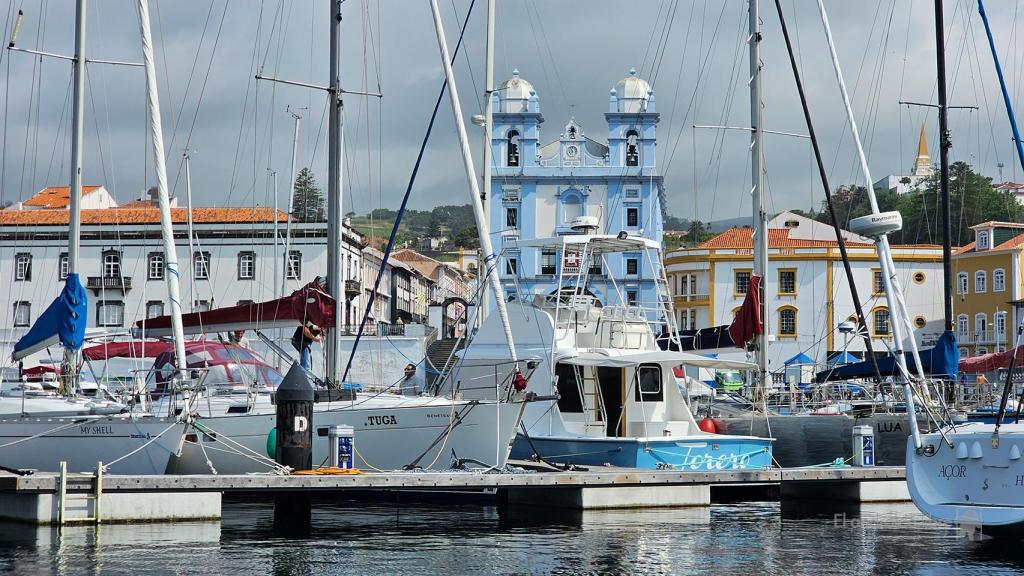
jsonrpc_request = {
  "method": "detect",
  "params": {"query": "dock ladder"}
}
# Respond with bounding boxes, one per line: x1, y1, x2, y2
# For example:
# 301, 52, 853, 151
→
57, 461, 103, 526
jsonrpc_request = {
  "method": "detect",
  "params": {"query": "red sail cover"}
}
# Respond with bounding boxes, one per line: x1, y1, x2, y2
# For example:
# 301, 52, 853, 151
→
82, 341, 172, 361
728, 274, 763, 349
134, 281, 336, 338
959, 345, 1024, 373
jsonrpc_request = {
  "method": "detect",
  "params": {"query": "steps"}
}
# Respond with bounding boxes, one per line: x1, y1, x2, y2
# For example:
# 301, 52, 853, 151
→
425, 338, 465, 386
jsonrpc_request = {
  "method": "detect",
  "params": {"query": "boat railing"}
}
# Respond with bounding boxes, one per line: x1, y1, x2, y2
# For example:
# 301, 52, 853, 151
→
437, 358, 541, 403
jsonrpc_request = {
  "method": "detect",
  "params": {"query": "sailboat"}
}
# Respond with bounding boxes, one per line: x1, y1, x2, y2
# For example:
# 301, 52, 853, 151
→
132, 0, 528, 474
905, 0, 1024, 538
0, 0, 188, 475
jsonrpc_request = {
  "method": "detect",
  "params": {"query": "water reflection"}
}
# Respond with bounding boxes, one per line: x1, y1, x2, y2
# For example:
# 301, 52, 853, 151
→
0, 499, 1021, 574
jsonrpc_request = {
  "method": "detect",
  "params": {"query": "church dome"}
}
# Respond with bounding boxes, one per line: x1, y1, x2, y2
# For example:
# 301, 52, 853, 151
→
612, 68, 651, 113
497, 69, 535, 113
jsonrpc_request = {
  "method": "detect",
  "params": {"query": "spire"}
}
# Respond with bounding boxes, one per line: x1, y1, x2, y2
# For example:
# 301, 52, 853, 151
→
913, 124, 933, 177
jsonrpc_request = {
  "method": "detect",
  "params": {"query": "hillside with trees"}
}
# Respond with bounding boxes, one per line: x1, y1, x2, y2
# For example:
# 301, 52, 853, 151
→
811, 162, 1022, 246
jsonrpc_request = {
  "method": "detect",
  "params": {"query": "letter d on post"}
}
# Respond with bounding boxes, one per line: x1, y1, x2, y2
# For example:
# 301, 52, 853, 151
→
274, 362, 315, 471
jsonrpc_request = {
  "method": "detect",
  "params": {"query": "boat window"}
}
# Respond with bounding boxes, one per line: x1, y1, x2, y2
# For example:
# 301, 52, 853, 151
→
634, 364, 663, 402
260, 366, 284, 388
554, 363, 583, 413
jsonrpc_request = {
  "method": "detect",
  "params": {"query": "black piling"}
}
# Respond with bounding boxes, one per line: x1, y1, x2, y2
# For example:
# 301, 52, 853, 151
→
273, 361, 315, 534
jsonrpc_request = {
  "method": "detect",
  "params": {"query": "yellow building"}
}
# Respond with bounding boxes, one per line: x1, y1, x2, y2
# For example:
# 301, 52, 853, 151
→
952, 221, 1024, 357
665, 211, 945, 368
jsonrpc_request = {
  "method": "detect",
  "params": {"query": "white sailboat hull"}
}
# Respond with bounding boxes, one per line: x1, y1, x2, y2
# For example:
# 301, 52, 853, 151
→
907, 422, 1024, 537
0, 415, 184, 475
169, 395, 525, 474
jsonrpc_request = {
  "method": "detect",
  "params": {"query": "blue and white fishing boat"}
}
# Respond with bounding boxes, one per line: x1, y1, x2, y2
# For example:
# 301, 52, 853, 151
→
459, 234, 773, 470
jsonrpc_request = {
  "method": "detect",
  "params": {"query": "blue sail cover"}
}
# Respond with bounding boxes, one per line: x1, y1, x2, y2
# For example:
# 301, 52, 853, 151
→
784, 352, 814, 365
815, 331, 958, 383
12, 273, 88, 361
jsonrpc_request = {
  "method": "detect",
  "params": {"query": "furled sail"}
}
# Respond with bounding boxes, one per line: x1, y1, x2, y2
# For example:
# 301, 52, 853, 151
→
12, 274, 87, 361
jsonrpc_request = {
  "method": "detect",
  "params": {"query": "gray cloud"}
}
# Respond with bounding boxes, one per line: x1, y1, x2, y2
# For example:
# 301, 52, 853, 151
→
0, 0, 1021, 229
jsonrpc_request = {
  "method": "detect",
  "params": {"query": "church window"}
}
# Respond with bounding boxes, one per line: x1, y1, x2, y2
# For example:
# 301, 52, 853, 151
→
626, 257, 639, 275
561, 192, 583, 224
507, 130, 520, 167
506, 207, 518, 229
626, 207, 639, 228
625, 130, 639, 166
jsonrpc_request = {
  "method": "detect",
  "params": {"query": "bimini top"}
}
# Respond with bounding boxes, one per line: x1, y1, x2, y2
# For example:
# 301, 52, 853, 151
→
512, 234, 661, 254
560, 349, 756, 370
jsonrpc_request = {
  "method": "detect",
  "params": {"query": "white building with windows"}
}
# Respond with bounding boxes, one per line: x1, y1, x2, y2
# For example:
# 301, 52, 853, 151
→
664, 211, 945, 372
1, 189, 366, 349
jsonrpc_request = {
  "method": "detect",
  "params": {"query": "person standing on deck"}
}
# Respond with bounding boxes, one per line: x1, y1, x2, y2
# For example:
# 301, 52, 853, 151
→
291, 323, 323, 371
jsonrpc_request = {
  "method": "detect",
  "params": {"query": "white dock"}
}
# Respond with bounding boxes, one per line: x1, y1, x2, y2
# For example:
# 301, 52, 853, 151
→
0, 465, 907, 525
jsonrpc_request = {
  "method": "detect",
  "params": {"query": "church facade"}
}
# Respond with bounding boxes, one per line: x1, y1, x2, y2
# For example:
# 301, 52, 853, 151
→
488, 68, 665, 309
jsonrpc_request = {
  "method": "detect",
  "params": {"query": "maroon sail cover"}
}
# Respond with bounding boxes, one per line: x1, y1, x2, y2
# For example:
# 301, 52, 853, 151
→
959, 346, 1024, 373
134, 280, 335, 338
728, 274, 763, 349
82, 340, 172, 361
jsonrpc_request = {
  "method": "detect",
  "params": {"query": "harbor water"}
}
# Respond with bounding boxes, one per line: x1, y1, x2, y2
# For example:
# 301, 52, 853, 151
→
0, 497, 1022, 575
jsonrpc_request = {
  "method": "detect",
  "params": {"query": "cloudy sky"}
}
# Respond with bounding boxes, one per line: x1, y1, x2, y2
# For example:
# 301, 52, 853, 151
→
0, 0, 1021, 230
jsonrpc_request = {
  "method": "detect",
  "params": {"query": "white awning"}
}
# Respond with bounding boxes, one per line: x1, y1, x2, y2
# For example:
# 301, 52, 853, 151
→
559, 350, 756, 370
511, 234, 661, 254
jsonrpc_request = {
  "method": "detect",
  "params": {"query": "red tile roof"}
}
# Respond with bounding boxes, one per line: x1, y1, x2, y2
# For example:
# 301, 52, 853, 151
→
0, 207, 289, 225
695, 226, 940, 250
23, 186, 103, 208
957, 232, 1024, 254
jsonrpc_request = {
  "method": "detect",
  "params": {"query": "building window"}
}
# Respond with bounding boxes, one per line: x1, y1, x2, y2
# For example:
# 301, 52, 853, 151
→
96, 301, 125, 327
778, 307, 797, 337
778, 269, 796, 295
977, 347, 989, 356
626, 257, 639, 275
146, 301, 165, 319
975, 270, 987, 293
506, 130, 520, 167
102, 250, 122, 278
12, 301, 30, 327
625, 130, 639, 166
978, 231, 990, 250
626, 290, 638, 306
194, 300, 211, 312
957, 272, 969, 295
872, 269, 885, 295
996, 312, 1007, 339
626, 207, 639, 228
561, 192, 583, 224
147, 253, 165, 281
59, 253, 69, 280
975, 313, 988, 337
873, 307, 890, 337
14, 253, 31, 281
541, 250, 556, 275
286, 251, 301, 280
506, 207, 518, 229
194, 251, 211, 280
734, 270, 751, 295
957, 314, 969, 336
238, 251, 256, 280
589, 254, 603, 275
994, 268, 1006, 292
505, 257, 518, 275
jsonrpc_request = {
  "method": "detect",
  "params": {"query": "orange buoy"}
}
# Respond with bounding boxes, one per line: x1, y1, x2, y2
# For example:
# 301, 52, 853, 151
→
699, 417, 717, 433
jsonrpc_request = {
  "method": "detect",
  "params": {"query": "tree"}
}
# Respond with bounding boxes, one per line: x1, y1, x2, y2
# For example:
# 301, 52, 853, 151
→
291, 167, 325, 222
454, 225, 479, 248
813, 163, 1023, 246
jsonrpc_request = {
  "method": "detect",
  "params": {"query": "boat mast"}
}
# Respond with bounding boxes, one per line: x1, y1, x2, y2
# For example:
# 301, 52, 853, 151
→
325, 0, 345, 385
748, 0, 769, 409
183, 150, 197, 312
60, 0, 87, 395
428, 0, 517, 361
936, 0, 953, 333
282, 107, 302, 297
479, 0, 495, 326
137, 0, 187, 374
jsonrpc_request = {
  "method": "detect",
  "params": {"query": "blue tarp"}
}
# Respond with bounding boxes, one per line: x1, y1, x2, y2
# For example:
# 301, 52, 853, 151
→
815, 331, 959, 383
827, 351, 861, 365
12, 273, 87, 361
784, 352, 814, 365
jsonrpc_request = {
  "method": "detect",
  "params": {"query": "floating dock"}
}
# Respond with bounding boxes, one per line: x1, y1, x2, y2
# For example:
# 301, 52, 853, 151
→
0, 464, 908, 525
